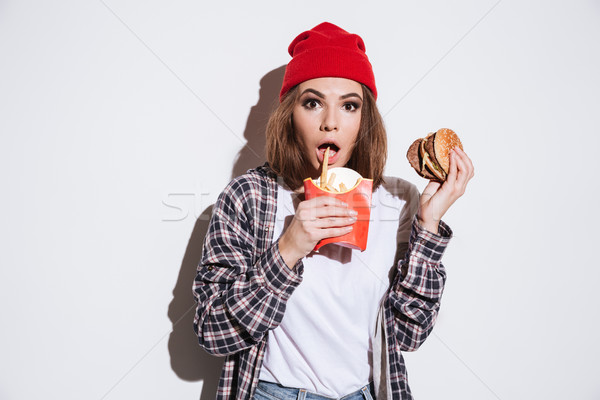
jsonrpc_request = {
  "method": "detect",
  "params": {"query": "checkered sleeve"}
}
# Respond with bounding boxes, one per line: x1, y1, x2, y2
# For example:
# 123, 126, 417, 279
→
387, 215, 452, 352
193, 177, 303, 357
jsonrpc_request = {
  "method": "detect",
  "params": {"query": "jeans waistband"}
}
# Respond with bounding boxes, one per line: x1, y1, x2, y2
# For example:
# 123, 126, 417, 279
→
255, 380, 375, 400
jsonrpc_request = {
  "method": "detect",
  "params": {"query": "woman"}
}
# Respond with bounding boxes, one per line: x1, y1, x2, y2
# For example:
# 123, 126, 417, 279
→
193, 22, 474, 400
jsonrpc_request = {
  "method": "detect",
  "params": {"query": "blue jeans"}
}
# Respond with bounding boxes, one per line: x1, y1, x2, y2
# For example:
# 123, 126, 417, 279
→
253, 380, 375, 400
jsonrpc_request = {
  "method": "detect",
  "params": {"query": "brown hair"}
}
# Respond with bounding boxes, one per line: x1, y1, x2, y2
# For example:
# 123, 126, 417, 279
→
266, 84, 387, 190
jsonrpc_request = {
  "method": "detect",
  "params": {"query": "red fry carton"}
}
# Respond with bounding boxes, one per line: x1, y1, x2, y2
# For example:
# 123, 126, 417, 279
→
303, 167, 373, 251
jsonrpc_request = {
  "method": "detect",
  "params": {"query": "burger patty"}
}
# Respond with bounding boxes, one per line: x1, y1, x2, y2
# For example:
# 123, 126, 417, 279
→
406, 138, 437, 180
425, 134, 446, 180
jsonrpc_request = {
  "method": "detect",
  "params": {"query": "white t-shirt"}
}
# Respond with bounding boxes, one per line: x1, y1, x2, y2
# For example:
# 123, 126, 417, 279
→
259, 177, 418, 398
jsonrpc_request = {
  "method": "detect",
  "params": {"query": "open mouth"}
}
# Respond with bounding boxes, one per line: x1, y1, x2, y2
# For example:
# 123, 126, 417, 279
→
318, 143, 340, 158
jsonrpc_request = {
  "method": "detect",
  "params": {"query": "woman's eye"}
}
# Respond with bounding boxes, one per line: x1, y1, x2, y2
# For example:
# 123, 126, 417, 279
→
343, 102, 359, 111
303, 99, 320, 109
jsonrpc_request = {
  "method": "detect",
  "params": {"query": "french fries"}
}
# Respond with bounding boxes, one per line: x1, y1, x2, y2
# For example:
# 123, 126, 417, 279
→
304, 165, 373, 252
317, 150, 360, 193
327, 172, 336, 187
322, 180, 359, 193
317, 172, 359, 193
320, 147, 330, 189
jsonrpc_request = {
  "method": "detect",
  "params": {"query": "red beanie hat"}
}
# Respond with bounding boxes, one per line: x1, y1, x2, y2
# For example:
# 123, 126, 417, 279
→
279, 22, 377, 101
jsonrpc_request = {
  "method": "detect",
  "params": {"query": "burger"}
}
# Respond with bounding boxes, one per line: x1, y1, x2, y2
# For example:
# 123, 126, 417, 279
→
406, 128, 463, 182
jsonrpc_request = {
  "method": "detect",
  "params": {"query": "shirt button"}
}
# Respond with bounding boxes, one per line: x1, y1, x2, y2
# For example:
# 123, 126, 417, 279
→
207, 266, 214, 271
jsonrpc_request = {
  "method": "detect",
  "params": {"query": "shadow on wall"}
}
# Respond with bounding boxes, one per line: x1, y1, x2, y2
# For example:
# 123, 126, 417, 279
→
167, 65, 286, 400
231, 65, 286, 179
168, 205, 222, 400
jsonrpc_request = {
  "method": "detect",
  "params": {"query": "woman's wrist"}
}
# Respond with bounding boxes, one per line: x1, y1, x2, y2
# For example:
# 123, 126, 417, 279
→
278, 233, 303, 269
417, 216, 439, 235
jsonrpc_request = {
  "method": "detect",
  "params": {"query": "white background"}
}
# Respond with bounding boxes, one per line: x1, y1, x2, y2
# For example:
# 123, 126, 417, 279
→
1, 1, 599, 399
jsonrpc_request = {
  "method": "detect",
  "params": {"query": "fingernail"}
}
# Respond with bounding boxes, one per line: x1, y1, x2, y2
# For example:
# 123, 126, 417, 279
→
349, 210, 358, 216
349, 216, 357, 222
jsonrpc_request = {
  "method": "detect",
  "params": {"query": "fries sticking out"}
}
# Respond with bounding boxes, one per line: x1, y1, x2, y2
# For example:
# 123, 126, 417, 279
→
317, 150, 357, 192
320, 147, 330, 189
322, 180, 359, 193
327, 172, 336, 187
313, 167, 362, 193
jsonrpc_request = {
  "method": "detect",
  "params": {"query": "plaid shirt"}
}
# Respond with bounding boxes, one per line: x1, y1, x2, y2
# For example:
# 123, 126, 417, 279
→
193, 164, 452, 399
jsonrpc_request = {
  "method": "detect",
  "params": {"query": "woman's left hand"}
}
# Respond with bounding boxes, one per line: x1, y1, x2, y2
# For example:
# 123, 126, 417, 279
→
417, 146, 475, 234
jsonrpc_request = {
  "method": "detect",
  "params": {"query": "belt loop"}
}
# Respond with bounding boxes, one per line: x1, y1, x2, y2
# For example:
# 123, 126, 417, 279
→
297, 388, 307, 400
361, 384, 374, 400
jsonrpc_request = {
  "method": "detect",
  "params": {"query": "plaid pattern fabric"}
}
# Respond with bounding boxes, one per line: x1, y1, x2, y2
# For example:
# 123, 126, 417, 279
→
193, 164, 452, 400
386, 215, 451, 397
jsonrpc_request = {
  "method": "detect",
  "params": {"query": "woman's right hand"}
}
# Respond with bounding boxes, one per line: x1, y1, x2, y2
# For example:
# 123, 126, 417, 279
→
278, 196, 357, 268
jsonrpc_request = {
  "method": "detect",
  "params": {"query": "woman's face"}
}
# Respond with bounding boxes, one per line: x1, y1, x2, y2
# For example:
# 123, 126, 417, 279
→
292, 77, 363, 178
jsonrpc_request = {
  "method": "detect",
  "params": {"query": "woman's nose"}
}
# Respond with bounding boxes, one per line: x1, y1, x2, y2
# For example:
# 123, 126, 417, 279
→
320, 109, 338, 132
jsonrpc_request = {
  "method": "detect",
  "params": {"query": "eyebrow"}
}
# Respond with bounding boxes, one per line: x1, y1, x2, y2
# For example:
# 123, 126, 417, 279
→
340, 92, 363, 101
300, 88, 363, 101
